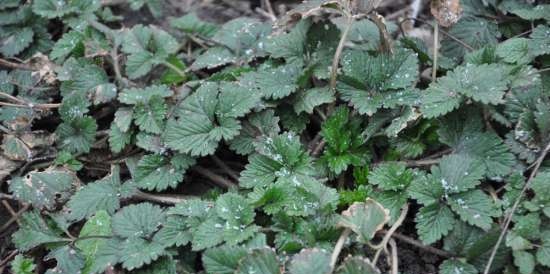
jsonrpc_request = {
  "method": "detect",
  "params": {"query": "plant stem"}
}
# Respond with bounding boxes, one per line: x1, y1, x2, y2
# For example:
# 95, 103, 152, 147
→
483, 142, 550, 274
372, 203, 409, 265
389, 238, 399, 274
329, 15, 354, 91
133, 190, 191, 205
387, 231, 453, 258
432, 21, 439, 82
211, 155, 240, 181
330, 228, 351, 270
162, 61, 187, 79
0, 58, 34, 71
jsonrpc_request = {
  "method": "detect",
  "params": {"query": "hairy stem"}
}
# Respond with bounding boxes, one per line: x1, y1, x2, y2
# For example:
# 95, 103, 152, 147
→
372, 203, 409, 265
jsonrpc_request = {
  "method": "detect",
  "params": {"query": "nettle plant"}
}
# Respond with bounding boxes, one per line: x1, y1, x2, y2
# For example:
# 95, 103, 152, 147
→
1, 0, 550, 273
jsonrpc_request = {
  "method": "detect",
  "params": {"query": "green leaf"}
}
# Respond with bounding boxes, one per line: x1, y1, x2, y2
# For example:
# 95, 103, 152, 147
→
13, 211, 66, 251
164, 81, 260, 156
509, 4, 550, 21
192, 218, 226, 250
9, 169, 75, 210
528, 25, 550, 57
76, 211, 112, 274
50, 30, 84, 62
2, 134, 32, 161
119, 237, 168, 270
265, 19, 310, 63
133, 96, 167, 134
108, 123, 133, 153
112, 203, 165, 238
415, 204, 456, 244
121, 24, 179, 79
439, 259, 478, 274
338, 199, 389, 243
496, 38, 531, 64
134, 154, 195, 191
191, 47, 237, 70
441, 16, 500, 60
293, 87, 335, 114
0, 27, 33, 56
513, 250, 535, 274
338, 49, 418, 115
134, 257, 177, 274
235, 248, 280, 274
11, 255, 36, 274
55, 116, 97, 153
113, 107, 134, 132
202, 246, 247, 274
537, 231, 550, 267
118, 85, 173, 105
289, 248, 331, 274
239, 132, 314, 189
211, 17, 270, 56
45, 246, 85, 274
229, 110, 280, 155
216, 192, 255, 225
368, 162, 414, 191
320, 106, 368, 175
448, 190, 497, 230
68, 167, 135, 221
170, 12, 218, 37
239, 63, 301, 99
335, 256, 380, 274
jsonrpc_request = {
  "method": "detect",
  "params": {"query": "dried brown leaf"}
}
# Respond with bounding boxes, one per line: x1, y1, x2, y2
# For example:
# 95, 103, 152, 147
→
430, 0, 462, 27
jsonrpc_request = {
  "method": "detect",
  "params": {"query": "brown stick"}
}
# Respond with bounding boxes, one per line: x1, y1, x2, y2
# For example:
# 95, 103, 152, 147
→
383, 231, 453, 258
133, 190, 191, 205
0, 58, 34, 71
211, 155, 240, 181
192, 166, 237, 189
0, 204, 30, 234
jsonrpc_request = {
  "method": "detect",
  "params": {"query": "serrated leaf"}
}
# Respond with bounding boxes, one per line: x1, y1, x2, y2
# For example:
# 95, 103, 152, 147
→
134, 154, 194, 191
368, 162, 414, 191
528, 25, 550, 57
448, 190, 497, 230
108, 123, 133, 153
513, 250, 535, 274
119, 237, 168, 270
68, 167, 134, 220
229, 110, 280, 155
335, 256, 380, 274
133, 96, 167, 134
55, 116, 97, 153
76, 211, 112, 274
216, 192, 255, 225
202, 246, 247, 274
112, 203, 165, 238
537, 231, 550, 267
12, 211, 66, 251
192, 218, 226, 250
50, 30, 84, 62
441, 16, 500, 60
134, 257, 176, 274
266, 19, 310, 63
289, 248, 331, 274
496, 37, 530, 64
45, 246, 85, 274
0, 27, 33, 56
239, 132, 314, 188
170, 12, 218, 37
236, 248, 280, 274
121, 24, 179, 79
164, 82, 260, 156
9, 169, 75, 210
338, 49, 418, 115
118, 85, 173, 105
11, 255, 36, 274
2, 135, 32, 161
239, 63, 301, 99
293, 87, 335, 114
439, 259, 478, 274
338, 199, 389, 243
416, 204, 456, 244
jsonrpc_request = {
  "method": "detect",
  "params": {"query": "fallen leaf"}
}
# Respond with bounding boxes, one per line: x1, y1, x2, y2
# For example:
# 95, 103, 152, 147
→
431, 0, 463, 27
